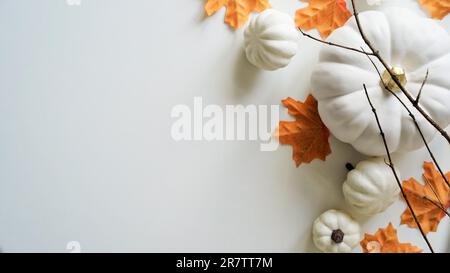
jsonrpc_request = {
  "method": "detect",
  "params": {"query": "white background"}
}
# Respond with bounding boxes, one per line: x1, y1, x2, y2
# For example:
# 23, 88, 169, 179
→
0, 0, 449, 252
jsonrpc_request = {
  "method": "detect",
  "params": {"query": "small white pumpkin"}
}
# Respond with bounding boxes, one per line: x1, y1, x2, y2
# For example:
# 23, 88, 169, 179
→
343, 158, 400, 216
311, 8, 450, 156
244, 9, 298, 70
312, 209, 360, 253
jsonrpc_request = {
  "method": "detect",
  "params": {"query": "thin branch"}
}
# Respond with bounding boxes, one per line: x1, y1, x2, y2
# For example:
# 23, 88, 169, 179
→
297, 28, 375, 56
415, 69, 429, 105
360, 48, 450, 189
350, 0, 450, 144
363, 84, 435, 253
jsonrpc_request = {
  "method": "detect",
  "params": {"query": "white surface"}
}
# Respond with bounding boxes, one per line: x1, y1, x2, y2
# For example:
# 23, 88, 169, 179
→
0, 0, 448, 252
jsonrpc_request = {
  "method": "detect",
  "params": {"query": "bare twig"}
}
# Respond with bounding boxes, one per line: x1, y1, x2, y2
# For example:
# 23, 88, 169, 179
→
415, 69, 429, 105
350, 0, 450, 144
363, 84, 434, 253
360, 48, 450, 189
297, 28, 375, 56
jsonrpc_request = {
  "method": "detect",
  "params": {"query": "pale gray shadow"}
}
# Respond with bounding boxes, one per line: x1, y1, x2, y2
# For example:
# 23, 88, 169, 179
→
232, 49, 262, 97
291, 225, 318, 253
196, 0, 210, 22
303, 137, 367, 198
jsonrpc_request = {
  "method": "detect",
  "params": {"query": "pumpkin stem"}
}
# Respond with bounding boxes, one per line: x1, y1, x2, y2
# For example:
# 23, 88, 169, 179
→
382, 67, 407, 92
331, 229, 344, 244
345, 163, 355, 171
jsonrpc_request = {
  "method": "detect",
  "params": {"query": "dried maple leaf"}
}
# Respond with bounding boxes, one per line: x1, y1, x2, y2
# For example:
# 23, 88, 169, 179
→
419, 0, 450, 20
275, 95, 331, 167
295, 0, 352, 39
400, 162, 450, 234
361, 223, 422, 253
205, 0, 271, 30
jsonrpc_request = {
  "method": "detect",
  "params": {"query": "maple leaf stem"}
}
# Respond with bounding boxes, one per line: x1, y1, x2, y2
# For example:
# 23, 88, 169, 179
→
297, 28, 375, 56
423, 176, 447, 213
423, 196, 450, 218
363, 84, 435, 254
349, 0, 450, 146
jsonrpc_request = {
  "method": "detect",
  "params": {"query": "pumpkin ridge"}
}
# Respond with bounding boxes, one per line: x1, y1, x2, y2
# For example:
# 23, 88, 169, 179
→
345, 190, 373, 206
257, 47, 290, 67
261, 40, 297, 58
343, 12, 393, 62
318, 60, 379, 75
410, 85, 450, 126
257, 48, 278, 70
259, 24, 298, 41
348, 170, 380, 194
361, 162, 389, 192
410, 53, 450, 78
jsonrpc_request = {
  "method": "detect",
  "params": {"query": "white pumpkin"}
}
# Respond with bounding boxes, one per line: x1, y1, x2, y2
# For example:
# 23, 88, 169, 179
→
312, 209, 360, 253
311, 8, 450, 156
343, 158, 400, 216
244, 9, 298, 70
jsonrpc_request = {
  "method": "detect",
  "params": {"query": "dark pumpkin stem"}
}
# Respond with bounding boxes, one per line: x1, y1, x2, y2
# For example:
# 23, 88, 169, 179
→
345, 163, 355, 171
331, 229, 344, 244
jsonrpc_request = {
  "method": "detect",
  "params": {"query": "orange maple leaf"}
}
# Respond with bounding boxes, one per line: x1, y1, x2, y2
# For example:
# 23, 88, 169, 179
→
400, 162, 450, 234
419, 0, 450, 20
205, 0, 271, 30
295, 0, 352, 39
275, 95, 331, 167
361, 223, 422, 253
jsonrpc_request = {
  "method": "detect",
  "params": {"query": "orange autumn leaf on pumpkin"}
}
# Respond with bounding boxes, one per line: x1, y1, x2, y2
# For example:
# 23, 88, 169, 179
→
400, 162, 450, 234
295, 0, 352, 39
205, 0, 271, 30
419, 0, 450, 20
361, 223, 422, 253
275, 95, 331, 167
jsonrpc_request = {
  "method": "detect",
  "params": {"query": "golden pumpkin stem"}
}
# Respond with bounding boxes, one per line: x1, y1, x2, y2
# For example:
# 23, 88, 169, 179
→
381, 67, 407, 92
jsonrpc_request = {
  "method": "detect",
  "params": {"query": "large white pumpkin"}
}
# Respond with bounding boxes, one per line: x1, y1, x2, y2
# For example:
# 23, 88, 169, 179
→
244, 9, 298, 71
311, 8, 450, 156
